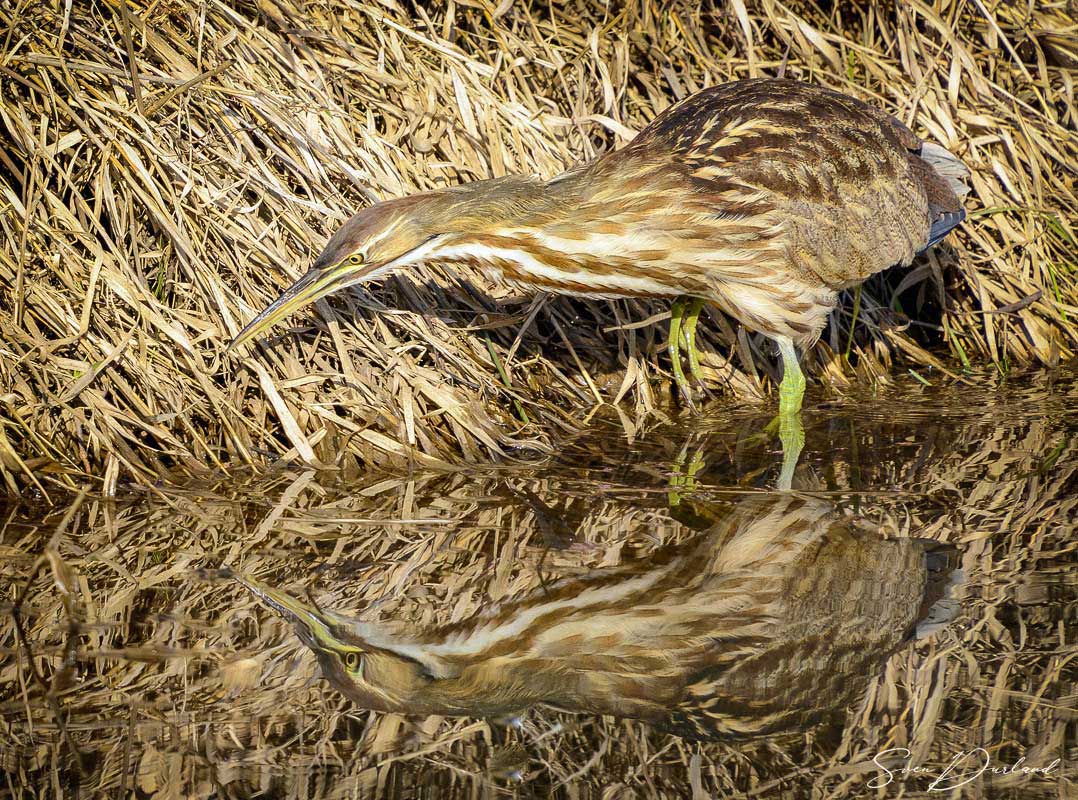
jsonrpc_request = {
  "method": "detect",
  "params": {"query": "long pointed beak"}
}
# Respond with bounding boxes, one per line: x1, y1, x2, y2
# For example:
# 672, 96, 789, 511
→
234, 573, 338, 650
226, 260, 372, 354
226, 269, 325, 354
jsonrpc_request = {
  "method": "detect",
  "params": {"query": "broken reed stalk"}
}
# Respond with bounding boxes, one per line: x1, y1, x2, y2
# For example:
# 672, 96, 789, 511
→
1, 0, 1076, 495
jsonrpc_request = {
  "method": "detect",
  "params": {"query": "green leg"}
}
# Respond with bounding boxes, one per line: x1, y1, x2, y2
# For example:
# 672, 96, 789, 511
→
668, 441, 706, 509
668, 441, 715, 528
776, 336, 805, 491
668, 297, 692, 400
681, 298, 706, 384
777, 337, 806, 416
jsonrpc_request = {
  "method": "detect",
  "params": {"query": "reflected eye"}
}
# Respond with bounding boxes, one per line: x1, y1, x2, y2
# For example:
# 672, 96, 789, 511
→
343, 651, 361, 672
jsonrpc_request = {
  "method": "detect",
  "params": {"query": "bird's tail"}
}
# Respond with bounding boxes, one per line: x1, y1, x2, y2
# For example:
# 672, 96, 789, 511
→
919, 142, 970, 199
918, 142, 969, 249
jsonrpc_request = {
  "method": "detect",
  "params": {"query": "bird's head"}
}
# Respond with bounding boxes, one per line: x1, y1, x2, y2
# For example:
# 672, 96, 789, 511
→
226, 175, 551, 352
235, 573, 449, 713
226, 193, 451, 351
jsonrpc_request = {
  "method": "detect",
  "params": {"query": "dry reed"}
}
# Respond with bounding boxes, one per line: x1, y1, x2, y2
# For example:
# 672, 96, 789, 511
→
1, 1, 1077, 494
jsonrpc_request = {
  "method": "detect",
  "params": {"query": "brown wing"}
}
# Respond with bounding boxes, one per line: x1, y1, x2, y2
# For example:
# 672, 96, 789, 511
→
629, 79, 961, 290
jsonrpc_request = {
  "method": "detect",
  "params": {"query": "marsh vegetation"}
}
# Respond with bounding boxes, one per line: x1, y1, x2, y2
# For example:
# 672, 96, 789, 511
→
1, 1, 1076, 491
1, 2, 1075, 797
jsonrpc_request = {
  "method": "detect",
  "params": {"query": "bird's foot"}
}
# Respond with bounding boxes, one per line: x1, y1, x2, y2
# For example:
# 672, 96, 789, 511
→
681, 298, 707, 385
671, 364, 698, 410
758, 406, 804, 490
680, 343, 710, 409
668, 297, 709, 409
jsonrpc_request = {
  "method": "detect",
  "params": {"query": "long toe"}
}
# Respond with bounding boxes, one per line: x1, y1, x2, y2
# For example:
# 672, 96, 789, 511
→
675, 372, 697, 411
687, 345, 706, 385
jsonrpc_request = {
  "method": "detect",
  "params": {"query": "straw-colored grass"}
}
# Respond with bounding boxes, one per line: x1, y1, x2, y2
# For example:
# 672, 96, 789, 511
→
1, 373, 1073, 797
1, 1, 1077, 495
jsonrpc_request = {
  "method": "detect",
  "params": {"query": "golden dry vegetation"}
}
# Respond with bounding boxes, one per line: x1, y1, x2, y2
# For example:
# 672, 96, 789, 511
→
1, 1, 1077, 495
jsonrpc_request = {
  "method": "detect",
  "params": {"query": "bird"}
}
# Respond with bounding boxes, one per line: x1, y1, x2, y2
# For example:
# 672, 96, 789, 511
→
228, 78, 968, 419
233, 493, 959, 740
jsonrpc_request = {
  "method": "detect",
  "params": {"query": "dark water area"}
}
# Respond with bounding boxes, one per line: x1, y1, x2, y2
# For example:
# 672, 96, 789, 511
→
1, 370, 1075, 798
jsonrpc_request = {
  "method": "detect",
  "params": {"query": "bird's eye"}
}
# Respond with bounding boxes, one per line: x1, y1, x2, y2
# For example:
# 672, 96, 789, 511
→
343, 651, 361, 672
347, 253, 364, 266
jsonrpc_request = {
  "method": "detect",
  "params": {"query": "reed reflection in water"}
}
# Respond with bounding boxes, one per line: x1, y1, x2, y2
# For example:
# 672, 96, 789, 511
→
234, 494, 959, 741
1, 370, 1074, 798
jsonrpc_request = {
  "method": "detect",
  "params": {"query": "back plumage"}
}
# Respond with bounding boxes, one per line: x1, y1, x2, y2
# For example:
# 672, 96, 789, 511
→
605, 78, 969, 343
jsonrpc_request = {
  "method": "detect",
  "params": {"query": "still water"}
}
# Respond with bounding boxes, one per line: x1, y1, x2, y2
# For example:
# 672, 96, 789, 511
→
2, 370, 1075, 798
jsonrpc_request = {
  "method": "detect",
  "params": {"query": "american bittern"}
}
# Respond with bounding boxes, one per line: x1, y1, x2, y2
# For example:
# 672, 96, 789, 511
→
229, 78, 968, 423
235, 494, 958, 740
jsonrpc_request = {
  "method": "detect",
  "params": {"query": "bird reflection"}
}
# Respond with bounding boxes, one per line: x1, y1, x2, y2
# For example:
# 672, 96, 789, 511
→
236, 493, 956, 740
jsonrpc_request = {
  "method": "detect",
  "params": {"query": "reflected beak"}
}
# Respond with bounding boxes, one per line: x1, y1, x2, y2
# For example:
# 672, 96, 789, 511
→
226, 260, 372, 353
234, 573, 337, 650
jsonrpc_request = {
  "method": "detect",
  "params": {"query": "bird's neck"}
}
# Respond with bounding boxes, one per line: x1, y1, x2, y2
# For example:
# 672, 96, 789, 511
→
424, 161, 691, 296
436, 172, 589, 233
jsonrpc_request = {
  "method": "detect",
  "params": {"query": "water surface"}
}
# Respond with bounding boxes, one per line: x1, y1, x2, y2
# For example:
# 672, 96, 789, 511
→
2, 370, 1075, 798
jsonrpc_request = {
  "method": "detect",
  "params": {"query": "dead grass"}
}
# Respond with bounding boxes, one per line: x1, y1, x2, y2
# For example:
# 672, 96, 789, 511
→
0, 372, 1074, 797
1, 0, 1077, 494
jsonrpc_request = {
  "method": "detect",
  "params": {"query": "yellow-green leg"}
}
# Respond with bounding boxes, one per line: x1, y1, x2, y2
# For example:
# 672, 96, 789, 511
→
777, 337, 806, 415
776, 336, 805, 491
681, 298, 706, 383
668, 440, 717, 528
668, 297, 691, 399
668, 440, 706, 509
